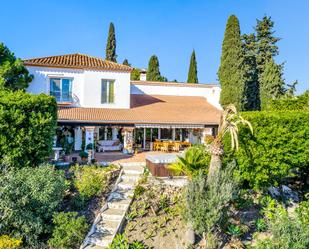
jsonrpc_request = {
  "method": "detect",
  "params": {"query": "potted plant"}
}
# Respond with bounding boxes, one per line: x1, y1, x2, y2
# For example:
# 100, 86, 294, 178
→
79, 151, 88, 162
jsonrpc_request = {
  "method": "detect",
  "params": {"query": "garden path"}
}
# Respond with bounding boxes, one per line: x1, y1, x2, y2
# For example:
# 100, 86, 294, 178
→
81, 162, 145, 249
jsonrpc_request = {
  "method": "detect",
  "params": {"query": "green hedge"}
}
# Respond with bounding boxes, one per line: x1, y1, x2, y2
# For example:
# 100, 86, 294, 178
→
0, 91, 57, 168
224, 111, 309, 189
268, 91, 309, 111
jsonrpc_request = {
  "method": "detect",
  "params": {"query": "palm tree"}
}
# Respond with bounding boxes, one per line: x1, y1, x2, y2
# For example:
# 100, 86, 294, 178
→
207, 104, 253, 182
168, 146, 210, 178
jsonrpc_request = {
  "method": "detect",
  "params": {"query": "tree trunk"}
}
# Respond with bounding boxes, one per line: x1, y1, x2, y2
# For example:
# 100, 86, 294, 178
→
207, 153, 222, 183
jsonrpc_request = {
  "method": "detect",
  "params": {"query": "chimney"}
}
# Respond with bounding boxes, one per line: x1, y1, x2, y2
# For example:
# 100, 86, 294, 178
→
140, 68, 147, 81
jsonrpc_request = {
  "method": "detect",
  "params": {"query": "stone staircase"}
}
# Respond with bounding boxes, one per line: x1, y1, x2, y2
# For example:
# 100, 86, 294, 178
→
81, 162, 145, 249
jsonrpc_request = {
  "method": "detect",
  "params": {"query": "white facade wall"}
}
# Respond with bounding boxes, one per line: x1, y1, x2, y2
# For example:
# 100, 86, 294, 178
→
26, 66, 131, 109
83, 70, 130, 109
27, 66, 85, 106
131, 84, 222, 109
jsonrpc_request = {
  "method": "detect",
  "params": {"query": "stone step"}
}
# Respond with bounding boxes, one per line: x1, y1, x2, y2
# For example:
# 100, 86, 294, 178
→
120, 162, 146, 167
96, 219, 119, 234
84, 244, 102, 249
117, 179, 136, 191
107, 198, 131, 210
122, 166, 144, 175
115, 188, 134, 198
107, 188, 133, 202
85, 232, 113, 248
121, 173, 141, 181
101, 208, 125, 221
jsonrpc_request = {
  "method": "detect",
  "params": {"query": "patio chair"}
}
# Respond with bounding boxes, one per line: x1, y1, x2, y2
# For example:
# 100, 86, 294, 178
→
172, 142, 181, 152
160, 142, 169, 152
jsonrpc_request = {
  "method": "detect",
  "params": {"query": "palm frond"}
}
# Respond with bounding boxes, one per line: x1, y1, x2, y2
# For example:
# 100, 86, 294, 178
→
217, 104, 253, 151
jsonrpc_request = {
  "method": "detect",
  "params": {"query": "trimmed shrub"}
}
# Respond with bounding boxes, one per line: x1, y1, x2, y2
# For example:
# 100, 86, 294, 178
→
224, 111, 309, 189
0, 235, 22, 249
0, 90, 57, 169
48, 212, 89, 249
0, 165, 68, 246
268, 91, 309, 111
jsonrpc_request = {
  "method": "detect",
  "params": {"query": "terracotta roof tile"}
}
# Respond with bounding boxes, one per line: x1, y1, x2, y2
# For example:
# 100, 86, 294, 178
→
131, 80, 218, 88
23, 53, 132, 72
58, 94, 221, 125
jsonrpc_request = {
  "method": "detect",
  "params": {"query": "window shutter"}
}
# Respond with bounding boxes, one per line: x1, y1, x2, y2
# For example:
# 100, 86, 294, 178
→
109, 81, 114, 103
101, 80, 108, 103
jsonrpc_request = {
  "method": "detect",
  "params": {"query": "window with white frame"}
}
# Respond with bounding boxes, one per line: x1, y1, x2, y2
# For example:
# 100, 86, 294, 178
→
101, 80, 115, 104
50, 78, 73, 102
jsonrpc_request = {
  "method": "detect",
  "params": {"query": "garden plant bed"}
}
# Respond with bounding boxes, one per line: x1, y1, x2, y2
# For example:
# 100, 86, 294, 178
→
122, 179, 189, 249
63, 164, 121, 224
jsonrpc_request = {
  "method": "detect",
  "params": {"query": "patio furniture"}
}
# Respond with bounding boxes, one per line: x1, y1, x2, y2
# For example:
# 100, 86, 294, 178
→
160, 142, 169, 152
97, 140, 122, 152
172, 142, 181, 152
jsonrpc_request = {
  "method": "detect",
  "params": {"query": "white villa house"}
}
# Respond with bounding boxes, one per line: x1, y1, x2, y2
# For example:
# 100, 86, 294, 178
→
24, 53, 221, 154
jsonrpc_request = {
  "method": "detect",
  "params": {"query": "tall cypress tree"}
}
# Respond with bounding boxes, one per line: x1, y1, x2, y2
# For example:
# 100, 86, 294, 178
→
260, 58, 284, 110
146, 55, 165, 81
187, 50, 198, 83
218, 15, 245, 110
105, 22, 117, 62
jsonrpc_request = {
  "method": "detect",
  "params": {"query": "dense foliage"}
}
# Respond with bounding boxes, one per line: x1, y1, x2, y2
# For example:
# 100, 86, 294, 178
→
146, 55, 167, 82
259, 58, 285, 110
105, 22, 117, 62
0, 90, 57, 169
0, 43, 33, 90
187, 50, 198, 83
268, 90, 309, 111
48, 212, 89, 249
0, 165, 68, 246
0, 235, 22, 249
183, 163, 237, 240
224, 111, 309, 188
218, 15, 245, 110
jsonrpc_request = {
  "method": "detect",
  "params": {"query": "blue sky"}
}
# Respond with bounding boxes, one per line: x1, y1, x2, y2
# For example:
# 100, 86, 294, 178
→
1, 0, 308, 93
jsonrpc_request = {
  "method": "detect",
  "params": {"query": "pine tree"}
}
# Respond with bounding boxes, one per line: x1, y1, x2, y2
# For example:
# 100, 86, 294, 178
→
255, 16, 280, 73
241, 16, 283, 111
218, 15, 245, 110
260, 58, 285, 110
146, 55, 167, 81
105, 22, 117, 62
122, 59, 130, 66
255, 16, 284, 109
0, 43, 33, 90
242, 34, 260, 110
187, 50, 198, 83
